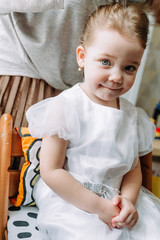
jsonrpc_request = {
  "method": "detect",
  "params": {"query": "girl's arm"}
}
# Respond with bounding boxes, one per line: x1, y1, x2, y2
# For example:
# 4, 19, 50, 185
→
0, 0, 63, 14
112, 159, 142, 228
40, 134, 120, 228
120, 158, 142, 205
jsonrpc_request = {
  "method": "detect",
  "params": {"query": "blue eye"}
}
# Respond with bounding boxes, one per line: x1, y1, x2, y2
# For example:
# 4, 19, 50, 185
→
101, 59, 111, 66
125, 65, 136, 72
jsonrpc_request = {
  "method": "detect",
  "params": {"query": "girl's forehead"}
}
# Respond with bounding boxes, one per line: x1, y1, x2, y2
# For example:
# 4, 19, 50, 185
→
87, 27, 129, 44
87, 28, 140, 48
84, 29, 144, 61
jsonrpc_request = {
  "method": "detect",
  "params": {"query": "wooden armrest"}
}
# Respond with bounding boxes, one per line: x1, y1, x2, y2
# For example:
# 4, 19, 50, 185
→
0, 114, 13, 240
140, 152, 152, 191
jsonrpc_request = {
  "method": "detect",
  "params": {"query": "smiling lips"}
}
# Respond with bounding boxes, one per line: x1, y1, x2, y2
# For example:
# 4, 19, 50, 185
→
100, 84, 122, 91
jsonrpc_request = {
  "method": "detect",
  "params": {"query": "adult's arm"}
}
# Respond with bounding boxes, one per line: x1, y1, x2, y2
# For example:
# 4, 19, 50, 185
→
0, 0, 64, 14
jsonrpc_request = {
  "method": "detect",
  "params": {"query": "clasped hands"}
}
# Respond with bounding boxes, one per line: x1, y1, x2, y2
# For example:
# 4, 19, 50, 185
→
111, 195, 138, 229
98, 195, 138, 229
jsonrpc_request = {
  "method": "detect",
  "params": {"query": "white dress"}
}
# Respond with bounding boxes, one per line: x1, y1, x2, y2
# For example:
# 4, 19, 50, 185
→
26, 84, 160, 240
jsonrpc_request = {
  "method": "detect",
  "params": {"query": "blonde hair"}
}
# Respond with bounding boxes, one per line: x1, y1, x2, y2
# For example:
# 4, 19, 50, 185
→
81, 3, 149, 49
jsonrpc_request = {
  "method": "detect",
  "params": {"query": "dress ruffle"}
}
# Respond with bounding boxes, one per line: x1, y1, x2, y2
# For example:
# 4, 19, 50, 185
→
26, 94, 80, 142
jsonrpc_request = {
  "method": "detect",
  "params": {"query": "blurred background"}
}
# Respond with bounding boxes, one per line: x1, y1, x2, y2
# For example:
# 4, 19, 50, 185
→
122, 0, 160, 119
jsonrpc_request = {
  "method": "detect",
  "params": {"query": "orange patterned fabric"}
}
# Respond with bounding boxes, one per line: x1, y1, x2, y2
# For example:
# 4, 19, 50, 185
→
11, 127, 42, 206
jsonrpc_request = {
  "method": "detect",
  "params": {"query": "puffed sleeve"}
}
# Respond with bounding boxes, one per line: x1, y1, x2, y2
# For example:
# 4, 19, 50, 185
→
137, 107, 156, 156
26, 94, 80, 142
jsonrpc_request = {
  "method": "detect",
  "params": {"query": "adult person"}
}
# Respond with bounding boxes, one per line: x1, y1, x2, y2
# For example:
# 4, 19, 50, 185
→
0, 0, 112, 126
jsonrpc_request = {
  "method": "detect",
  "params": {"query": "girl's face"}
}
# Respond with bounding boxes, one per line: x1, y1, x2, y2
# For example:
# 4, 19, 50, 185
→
77, 29, 144, 107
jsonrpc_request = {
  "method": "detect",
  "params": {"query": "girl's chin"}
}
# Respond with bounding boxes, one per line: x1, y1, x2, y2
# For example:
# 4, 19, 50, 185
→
97, 94, 117, 102
95, 95, 118, 105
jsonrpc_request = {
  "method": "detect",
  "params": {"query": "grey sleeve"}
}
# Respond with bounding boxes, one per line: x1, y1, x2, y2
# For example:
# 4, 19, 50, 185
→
0, 0, 64, 14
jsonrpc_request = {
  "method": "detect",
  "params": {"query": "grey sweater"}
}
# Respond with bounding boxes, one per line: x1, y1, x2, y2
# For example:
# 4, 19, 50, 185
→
0, 0, 109, 90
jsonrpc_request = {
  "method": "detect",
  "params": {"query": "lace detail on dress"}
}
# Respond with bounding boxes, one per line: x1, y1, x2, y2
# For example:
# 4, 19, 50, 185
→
82, 182, 120, 200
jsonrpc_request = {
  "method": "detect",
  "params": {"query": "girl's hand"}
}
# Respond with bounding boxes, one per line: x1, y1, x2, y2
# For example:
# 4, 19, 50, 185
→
111, 195, 138, 229
97, 197, 120, 229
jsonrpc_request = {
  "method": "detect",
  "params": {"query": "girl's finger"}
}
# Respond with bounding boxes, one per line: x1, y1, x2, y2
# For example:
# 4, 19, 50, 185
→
116, 222, 124, 228
125, 213, 133, 224
112, 195, 122, 206
128, 218, 137, 228
112, 208, 130, 224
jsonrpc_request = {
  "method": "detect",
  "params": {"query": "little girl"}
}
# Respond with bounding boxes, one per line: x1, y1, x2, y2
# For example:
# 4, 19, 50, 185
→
26, 3, 160, 240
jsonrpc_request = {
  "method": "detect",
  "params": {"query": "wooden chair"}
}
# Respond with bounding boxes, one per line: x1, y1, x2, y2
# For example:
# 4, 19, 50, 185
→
0, 76, 60, 128
0, 113, 153, 240
0, 113, 41, 240
0, 113, 23, 240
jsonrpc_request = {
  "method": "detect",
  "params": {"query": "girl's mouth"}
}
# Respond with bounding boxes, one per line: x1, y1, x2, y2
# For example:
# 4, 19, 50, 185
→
100, 84, 122, 91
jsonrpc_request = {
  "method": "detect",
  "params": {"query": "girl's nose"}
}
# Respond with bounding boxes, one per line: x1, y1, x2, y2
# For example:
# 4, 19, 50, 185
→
108, 68, 123, 83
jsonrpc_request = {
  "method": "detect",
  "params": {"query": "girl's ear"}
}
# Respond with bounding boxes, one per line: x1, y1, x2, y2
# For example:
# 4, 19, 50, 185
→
76, 45, 85, 68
